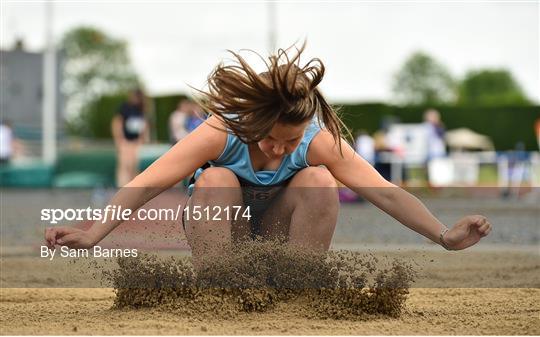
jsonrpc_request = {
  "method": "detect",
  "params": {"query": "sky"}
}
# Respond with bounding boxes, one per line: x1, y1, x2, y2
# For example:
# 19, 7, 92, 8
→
1, 1, 538, 103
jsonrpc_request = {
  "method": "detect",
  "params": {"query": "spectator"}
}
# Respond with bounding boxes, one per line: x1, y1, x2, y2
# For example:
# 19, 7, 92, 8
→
0, 120, 14, 165
185, 101, 205, 132
169, 100, 190, 144
354, 130, 375, 165
423, 109, 446, 161
373, 116, 400, 181
112, 88, 148, 187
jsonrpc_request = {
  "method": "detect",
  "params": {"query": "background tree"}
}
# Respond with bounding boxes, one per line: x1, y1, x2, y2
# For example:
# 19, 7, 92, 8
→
458, 69, 531, 106
60, 26, 140, 135
392, 51, 456, 106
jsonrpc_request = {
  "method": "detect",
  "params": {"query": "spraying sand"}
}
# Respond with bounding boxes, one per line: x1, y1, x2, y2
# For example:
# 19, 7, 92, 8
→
106, 240, 415, 319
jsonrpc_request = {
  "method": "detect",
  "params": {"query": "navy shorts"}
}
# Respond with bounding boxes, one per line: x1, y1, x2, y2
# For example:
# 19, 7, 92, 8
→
181, 171, 291, 236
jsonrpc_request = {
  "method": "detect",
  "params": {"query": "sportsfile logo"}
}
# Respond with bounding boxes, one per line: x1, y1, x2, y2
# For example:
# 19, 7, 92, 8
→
41, 205, 252, 224
40, 205, 184, 224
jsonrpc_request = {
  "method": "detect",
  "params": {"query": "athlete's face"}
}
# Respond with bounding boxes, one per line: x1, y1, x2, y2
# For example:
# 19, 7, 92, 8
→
257, 121, 310, 159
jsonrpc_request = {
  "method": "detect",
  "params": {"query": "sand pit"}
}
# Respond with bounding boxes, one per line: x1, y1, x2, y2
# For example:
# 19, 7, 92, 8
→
1, 242, 539, 335
1, 287, 538, 335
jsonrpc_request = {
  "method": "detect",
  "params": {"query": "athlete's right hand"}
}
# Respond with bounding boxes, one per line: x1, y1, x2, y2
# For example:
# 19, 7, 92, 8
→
44, 227, 97, 249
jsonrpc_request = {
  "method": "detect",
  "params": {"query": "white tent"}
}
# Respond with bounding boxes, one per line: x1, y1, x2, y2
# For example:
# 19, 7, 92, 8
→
445, 128, 494, 151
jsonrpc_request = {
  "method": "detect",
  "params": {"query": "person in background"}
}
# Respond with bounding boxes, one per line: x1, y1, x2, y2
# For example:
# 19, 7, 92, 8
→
185, 100, 205, 132
0, 120, 25, 165
112, 88, 148, 187
168, 99, 206, 189
0, 120, 14, 165
169, 100, 190, 144
339, 129, 375, 202
373, 116, 400, 181
423, 109, 446, 161
354, 130, 375, 165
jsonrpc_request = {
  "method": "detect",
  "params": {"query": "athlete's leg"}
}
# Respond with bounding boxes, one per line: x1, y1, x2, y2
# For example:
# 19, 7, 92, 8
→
185, 167, 250, 260
258, 166, 339, 250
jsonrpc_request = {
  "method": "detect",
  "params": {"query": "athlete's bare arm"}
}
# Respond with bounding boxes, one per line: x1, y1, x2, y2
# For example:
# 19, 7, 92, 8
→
44, 116, 228, 249
307, 130, 492, 250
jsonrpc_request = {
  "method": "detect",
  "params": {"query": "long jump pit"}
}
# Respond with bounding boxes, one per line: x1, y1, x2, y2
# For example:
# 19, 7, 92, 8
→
1, 188, 539, 335
1, 242, 539, 335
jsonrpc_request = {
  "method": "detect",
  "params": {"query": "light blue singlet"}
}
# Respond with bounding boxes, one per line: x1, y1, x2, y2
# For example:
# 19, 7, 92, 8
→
188, 117, 322, 195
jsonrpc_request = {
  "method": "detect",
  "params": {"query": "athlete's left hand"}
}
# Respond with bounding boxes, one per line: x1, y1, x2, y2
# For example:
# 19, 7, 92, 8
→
443, 215, 492, 250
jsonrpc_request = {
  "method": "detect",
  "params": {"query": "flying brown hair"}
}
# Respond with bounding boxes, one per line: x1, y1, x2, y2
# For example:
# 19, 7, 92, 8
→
195, 43, 350, 154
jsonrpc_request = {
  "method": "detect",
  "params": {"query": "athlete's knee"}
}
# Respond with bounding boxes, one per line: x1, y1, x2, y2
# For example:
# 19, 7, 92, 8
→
296, 166, 338, 188
287, 167, 338, 209
195, 167, 240, 188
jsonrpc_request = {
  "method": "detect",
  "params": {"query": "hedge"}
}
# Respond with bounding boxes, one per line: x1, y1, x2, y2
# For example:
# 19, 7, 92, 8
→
83, 94, 540, 151
339, 103, 539, 151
